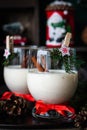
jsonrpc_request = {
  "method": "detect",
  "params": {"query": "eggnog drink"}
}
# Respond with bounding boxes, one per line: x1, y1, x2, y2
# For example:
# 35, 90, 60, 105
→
4, 65, 29, 94
27, 69, 78, 104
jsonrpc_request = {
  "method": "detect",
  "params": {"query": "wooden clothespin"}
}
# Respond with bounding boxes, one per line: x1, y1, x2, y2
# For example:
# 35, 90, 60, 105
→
10, 36, 14, 53
6, 35, 10, 51
62, 32, 72, 47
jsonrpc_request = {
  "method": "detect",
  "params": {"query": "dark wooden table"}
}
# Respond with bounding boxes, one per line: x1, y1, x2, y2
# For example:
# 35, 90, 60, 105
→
0, 113, 82, 130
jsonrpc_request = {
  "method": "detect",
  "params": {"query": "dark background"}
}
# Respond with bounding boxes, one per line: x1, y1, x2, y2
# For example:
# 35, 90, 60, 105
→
0, 0, 86, 47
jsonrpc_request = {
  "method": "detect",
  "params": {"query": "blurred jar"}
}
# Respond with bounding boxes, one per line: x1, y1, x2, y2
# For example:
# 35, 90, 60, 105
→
45, 0, 75, 48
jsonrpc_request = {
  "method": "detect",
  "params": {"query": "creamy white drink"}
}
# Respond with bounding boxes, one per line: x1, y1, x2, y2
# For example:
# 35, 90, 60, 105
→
27, 69, 78, 104
4, 65, 29, 94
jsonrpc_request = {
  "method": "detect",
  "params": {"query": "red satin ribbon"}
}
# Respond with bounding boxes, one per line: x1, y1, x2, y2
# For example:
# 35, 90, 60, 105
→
35, 100, 75, 118
0, 91, 35, 102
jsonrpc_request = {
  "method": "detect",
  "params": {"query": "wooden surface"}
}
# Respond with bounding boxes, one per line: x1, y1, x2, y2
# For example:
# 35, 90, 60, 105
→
0, 114, 82, 130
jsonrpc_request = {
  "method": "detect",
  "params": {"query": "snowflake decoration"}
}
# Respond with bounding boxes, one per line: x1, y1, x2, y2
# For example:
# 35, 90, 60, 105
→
3, 49, 10, 59
59, 46, 70, 56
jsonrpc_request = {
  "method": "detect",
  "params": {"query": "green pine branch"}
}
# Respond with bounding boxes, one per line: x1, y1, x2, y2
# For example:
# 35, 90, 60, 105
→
51, 48, 84, 73
3, 52, 18, 66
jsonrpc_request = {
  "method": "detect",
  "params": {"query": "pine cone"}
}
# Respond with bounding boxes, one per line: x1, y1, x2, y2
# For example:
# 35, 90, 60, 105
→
0, 100, 6, 113
74, 104, 87, 128
2, 94, 34, 116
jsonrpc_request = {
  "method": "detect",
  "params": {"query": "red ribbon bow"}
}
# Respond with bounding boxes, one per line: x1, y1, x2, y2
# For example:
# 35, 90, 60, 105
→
35, 100, 75, 118
0, 91, 35, 102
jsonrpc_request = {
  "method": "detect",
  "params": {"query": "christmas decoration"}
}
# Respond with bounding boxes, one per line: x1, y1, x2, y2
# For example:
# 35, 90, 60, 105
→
3, 35, 28, 67
74, 104, 87, 128
59, 46, 70, 56
50, 33, 83, 72
3, 51, 18, 66
3, 49, 11, 59
45, 0, 75, 48
0, 92, 35, 116
3, 36, 18, 66
34, 100, 75, 118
